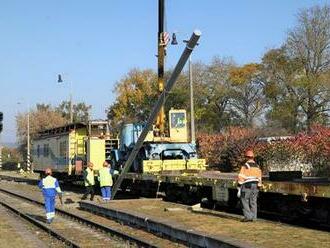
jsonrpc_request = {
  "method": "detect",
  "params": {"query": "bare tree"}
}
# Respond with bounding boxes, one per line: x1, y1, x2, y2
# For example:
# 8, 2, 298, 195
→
56, 101, 92, 123
286, 4, 330, 130
229, 64, 266, 127
16, 104, 67, 149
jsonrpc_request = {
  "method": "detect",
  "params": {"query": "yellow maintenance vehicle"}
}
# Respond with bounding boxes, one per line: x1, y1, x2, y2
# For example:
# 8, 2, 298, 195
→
32, 121, 118, 177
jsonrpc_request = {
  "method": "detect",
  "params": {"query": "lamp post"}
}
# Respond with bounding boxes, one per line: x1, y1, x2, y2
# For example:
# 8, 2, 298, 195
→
172, 34, 197, 144
58, 74, 73, 123
27, 107, 31, 172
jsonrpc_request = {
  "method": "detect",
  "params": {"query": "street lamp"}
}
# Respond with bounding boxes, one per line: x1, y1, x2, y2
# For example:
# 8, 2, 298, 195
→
58, 74, 73, 123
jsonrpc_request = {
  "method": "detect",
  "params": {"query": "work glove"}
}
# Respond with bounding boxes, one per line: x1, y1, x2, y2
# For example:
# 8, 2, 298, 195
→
58, 193, 64, 206
237, 187, 241, 198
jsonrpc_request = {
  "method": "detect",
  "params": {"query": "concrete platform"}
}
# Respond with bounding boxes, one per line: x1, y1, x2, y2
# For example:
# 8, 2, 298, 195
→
80, 200, 251, 248
79, 199, 330, 248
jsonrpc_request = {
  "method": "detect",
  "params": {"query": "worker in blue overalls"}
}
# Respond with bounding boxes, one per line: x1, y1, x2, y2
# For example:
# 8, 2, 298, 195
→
38, 168, 62, 224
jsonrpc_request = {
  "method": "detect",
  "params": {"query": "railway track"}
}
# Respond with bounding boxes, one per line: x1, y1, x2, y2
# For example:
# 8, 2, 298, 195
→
1, 176, 329, 248
0, 190, 142, 247
0, 204, 66, 248
0, 186, 185, 248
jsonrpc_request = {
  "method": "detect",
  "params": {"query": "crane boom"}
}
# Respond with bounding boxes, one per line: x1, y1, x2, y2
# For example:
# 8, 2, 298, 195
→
111, 30, 202, 199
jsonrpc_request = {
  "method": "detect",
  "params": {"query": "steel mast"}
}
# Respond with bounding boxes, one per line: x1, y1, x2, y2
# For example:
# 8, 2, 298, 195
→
156, 0, 166, 136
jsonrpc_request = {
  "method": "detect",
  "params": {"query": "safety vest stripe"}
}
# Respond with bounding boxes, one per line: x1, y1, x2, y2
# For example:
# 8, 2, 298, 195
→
46, 212, 55, 219
245, 176, 258, 179
42, 176, 57, 189
244, 178, 259, 183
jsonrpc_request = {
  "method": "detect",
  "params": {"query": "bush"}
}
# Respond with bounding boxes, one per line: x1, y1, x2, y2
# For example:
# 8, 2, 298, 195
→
197, 125, 330, 176
197, 127, 258, 172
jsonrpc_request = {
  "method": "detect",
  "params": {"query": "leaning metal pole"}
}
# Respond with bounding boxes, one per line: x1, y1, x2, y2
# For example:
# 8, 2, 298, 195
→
111, 30, 201, 199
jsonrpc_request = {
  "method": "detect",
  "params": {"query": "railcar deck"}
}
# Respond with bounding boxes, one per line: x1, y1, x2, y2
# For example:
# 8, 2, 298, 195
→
123, 171, 330, 198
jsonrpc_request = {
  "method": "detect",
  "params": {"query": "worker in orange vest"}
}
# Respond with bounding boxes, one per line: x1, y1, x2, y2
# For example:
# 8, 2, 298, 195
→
237, 150, 262, 222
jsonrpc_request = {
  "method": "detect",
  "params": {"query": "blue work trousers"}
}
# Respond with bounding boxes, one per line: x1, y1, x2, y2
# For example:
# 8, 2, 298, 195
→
101, 186, 112, 200
44, 195, 56, 220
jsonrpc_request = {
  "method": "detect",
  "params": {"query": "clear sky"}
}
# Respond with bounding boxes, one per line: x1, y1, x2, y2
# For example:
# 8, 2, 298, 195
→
0, 0, 328, 143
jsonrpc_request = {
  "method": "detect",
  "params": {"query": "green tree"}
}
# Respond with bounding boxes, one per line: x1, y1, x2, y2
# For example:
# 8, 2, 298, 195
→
194, 57, 239, 132
106, 69, 158, 128
1, 147, 21, 163
262, 48, 304, 132
106, 59, 240, 133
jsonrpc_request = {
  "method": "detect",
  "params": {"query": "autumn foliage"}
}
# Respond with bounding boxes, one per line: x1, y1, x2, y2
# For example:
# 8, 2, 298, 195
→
197, 127, 258, 172
197, 125, 330, 176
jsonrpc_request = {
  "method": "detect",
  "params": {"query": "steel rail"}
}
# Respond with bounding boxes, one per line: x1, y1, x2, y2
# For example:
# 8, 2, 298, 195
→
0, 188, 158, 248
2, 174, 330, 231
0, 196, 80, 248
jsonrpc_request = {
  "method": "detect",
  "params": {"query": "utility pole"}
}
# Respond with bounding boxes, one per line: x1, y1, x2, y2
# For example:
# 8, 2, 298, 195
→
156, 0, 166, 136
58, 74, 73, 123
69, 92, 73, 123
17, 102, 31, 172
27, 107, 31, 172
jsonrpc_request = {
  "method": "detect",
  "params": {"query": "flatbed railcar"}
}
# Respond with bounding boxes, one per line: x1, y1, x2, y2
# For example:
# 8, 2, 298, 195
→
119, 171, 330, 226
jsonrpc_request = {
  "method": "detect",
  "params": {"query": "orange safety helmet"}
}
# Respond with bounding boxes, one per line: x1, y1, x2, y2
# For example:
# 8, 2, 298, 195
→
45, 168, 52, 175
245, 150, 254, 158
